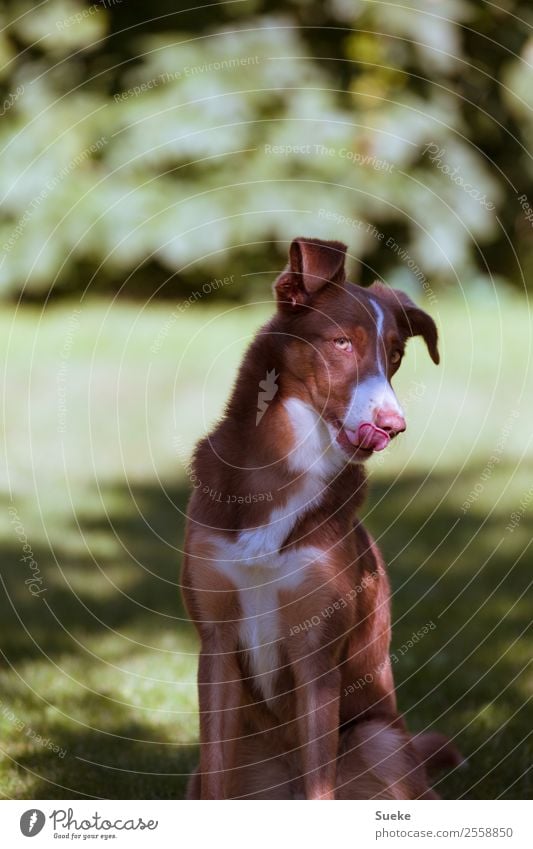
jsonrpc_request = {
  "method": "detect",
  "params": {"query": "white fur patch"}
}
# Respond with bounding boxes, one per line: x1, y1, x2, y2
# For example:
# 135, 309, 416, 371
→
211, 397, 342, 564
234, 481, 325, 563
369, 297, 386, 375
342, 300, 403, 430
206, 396, 342, 704
283, 396, 345, 478
213, 539, 326, 704
203, 398, 343, 704
344, 375, 404, 431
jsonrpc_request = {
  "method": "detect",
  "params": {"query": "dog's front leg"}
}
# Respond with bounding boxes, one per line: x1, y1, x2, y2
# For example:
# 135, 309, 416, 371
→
197, 630, 243, 800
293, 660, 341, 800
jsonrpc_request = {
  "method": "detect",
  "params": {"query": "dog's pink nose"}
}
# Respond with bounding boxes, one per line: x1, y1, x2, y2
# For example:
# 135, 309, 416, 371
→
374, 408, 406, 438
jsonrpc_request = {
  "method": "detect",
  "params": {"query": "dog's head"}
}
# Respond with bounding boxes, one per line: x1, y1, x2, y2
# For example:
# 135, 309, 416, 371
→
273, 237, 439, 463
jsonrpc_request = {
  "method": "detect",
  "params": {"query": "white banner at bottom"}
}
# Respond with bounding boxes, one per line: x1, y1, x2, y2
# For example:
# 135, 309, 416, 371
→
1, 800, 530, 848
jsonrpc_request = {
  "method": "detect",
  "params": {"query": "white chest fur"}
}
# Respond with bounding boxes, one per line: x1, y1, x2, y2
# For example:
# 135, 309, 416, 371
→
215, 543, 325, 704
209, 397, 341, 703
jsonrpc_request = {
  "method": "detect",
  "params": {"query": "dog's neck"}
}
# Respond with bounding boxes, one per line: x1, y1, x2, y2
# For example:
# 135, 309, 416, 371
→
190, 329, 366, 539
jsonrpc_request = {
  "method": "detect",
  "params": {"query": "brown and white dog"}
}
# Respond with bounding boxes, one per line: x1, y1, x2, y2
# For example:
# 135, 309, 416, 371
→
182, 238, 447, 800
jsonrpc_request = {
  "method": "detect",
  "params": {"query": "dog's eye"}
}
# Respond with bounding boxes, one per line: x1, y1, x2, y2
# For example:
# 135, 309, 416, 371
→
334, 337, 353, 352
390, 350, 402, 365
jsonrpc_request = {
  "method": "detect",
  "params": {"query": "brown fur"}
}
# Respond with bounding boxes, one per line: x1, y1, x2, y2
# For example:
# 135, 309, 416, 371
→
187, 720, 463, 800
182, 238, 449, 799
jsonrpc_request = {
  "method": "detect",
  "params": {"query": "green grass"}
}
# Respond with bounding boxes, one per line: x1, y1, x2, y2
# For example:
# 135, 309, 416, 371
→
0, 292, 531, 799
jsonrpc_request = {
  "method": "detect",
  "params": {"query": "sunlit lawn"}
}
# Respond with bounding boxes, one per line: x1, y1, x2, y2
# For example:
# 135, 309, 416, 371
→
0, 291, 531, 799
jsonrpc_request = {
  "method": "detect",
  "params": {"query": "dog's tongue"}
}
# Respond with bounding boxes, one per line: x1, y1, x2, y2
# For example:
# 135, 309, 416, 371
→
345, 422, 390, 452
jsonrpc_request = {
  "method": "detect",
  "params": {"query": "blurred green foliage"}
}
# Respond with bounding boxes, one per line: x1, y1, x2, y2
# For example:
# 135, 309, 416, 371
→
1, 0, 533, 300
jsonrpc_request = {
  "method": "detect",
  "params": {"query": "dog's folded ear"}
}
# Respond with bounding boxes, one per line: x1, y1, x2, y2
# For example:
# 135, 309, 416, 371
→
370, 281, 440, 365
274, 238, 347, 307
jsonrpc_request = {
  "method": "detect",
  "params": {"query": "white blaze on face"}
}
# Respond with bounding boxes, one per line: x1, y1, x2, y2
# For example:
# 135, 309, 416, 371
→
343, 298, 404, 429
370, 297, 386, 375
